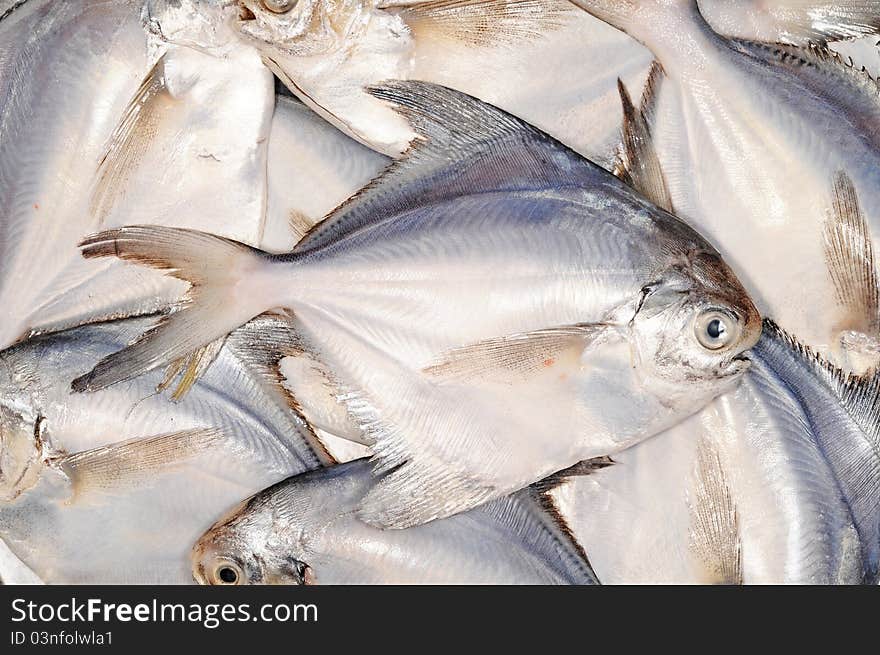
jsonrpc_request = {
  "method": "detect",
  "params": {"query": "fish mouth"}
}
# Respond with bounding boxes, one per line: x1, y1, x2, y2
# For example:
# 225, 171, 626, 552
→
238, 5, 256, 21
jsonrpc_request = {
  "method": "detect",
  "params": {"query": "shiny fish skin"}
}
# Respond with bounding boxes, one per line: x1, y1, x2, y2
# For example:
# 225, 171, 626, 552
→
191, 459, 598, 585
73, 82, 761, 529
0, 316, 327, 584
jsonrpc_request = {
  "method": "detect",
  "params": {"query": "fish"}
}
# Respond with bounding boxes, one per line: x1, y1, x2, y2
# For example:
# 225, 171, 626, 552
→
71, 81, 761, 528
262, 95, 389, 252
0, 314, 335, 583
191, 458, 600, 584
573, 0, 880, 373
557, 319, 876, 584
0, 0, 279, 346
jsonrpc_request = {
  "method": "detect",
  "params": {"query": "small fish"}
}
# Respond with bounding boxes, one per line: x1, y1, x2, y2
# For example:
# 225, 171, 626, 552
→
0, 314, 334, 584
72, 82, 761, 528
191, 458, 600, 584
573, 0, 880, 372
560, 319, 875, 584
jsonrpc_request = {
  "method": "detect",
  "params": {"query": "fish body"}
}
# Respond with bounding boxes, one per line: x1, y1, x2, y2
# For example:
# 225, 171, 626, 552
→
0, 315, 329, 583
192, 459, 597, 584
75, 82, 760, 528
573, 0, 880, 371
561, 320, 876, 584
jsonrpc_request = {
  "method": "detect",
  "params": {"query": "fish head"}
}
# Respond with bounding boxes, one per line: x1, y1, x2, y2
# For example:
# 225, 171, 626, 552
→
627, 249, 762, 408
0, 401, 46, 502
191, 494, 315, 585
234, 0, 416, 155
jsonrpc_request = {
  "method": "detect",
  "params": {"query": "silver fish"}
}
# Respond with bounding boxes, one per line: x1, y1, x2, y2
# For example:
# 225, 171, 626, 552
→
560, 320, 876, 584
572, 0, 880, 373
191, 458, 599, 584
0, 314, 332, 583
72, 82, 761, 529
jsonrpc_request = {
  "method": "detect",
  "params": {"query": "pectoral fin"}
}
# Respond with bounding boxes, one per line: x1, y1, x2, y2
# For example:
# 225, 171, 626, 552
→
422, 323, 609, 383
823, 170, 879, 336
58, 428, 224, 501
389, 0, 573, 46
90, 56, 172, 224
687, 436, 743, 585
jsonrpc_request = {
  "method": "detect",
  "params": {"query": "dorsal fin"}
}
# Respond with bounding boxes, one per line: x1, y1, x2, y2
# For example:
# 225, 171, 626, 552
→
731, 38, 880, 93
223, 314, 336, 467
294, 80, 598, 252
612, 72, 674, 213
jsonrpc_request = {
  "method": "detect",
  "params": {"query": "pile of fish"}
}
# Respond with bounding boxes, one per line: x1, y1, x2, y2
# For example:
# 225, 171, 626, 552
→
1, 0, 879, 585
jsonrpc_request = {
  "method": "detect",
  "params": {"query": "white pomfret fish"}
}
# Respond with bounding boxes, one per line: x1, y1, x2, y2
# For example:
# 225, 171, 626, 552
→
191, 458, 599, 584
0, 1, 387, 350
72, 82, 761, 529
572, 0, 880, 372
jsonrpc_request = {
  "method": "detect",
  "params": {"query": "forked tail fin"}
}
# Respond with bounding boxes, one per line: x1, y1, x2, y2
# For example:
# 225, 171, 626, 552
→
71, 226, 272, 393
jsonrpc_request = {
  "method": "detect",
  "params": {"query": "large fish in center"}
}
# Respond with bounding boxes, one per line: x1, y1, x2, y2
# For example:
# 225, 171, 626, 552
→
71, 82, 761, 528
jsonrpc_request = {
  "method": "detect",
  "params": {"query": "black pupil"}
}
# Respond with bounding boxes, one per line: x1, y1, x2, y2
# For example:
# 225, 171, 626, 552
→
218, 567, 238, 583
707, 319, 725, 340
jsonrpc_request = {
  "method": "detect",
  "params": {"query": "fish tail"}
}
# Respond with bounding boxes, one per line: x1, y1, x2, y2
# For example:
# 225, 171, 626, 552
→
71, 226, 273, 393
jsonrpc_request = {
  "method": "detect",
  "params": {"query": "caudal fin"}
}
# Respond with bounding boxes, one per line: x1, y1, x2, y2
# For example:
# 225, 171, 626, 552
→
71, 226, 271, 393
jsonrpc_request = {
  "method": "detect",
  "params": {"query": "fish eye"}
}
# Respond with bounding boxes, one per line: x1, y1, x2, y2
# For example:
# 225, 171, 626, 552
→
211, 561, 243, 585
694, 310, 739, 351
261, 0, 297, 13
